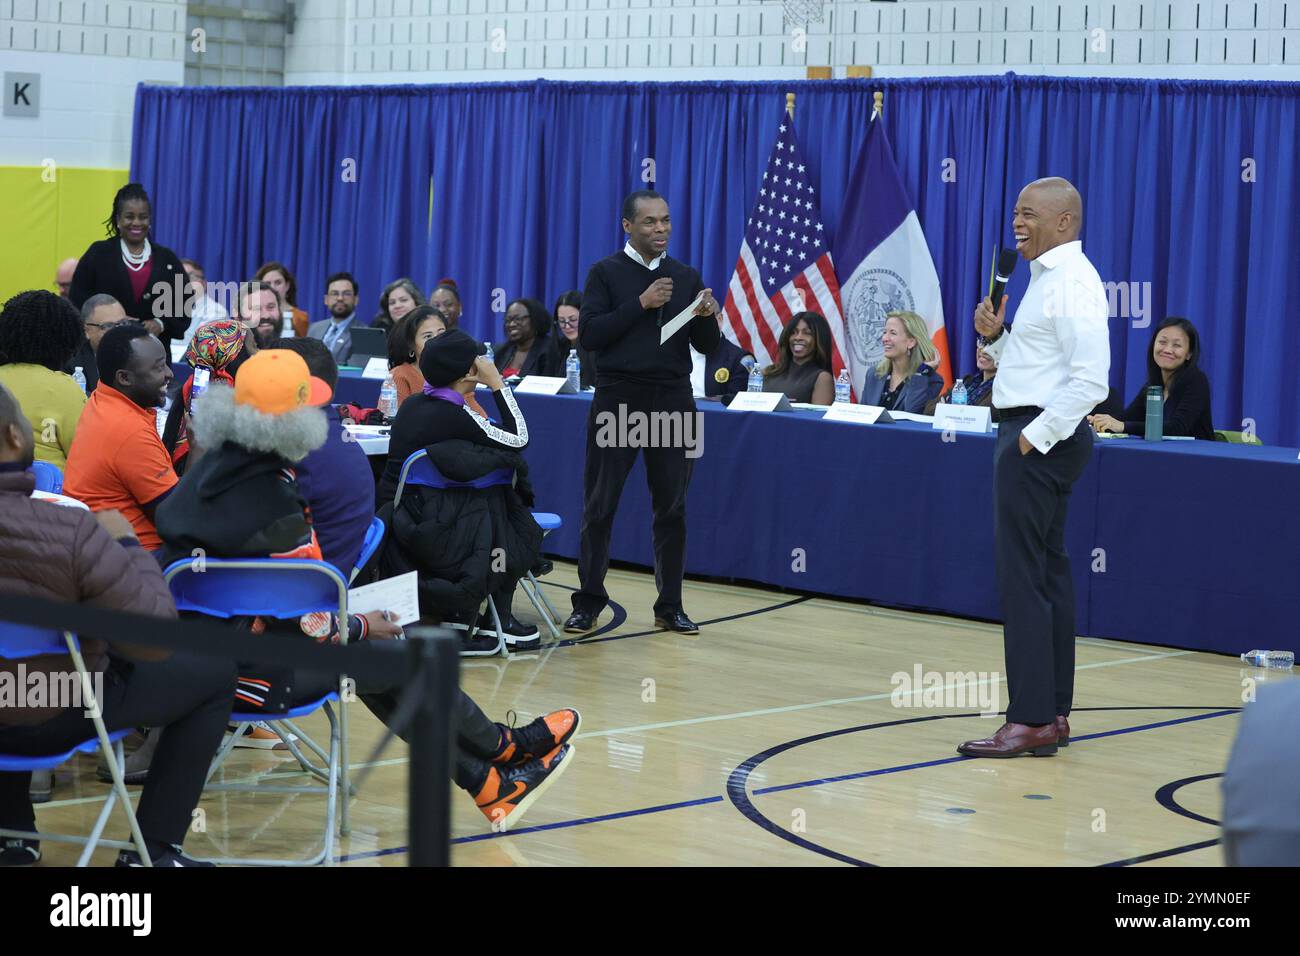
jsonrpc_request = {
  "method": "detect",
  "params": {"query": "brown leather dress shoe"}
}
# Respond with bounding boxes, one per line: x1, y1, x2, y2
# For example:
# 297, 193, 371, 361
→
957, 722, 1059, 758
1055, 716, 1070, 747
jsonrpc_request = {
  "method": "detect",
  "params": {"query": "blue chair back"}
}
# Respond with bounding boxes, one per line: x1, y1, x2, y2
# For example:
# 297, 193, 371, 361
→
394, 449, 512, 505
0, 623, 67, 660
162, 559, 349, 620
29, 461, 64, 494
350, 516, 386, 582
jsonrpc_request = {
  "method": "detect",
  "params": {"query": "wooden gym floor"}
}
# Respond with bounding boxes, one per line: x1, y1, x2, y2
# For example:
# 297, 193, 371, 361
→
31, 559, 1265, 867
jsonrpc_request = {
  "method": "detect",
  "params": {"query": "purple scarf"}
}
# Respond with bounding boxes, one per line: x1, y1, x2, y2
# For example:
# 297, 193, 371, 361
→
422, 384, 465, 405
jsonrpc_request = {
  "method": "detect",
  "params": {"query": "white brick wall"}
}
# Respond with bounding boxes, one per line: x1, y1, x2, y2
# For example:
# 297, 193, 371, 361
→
280, 0, 1300, 83
0, 1, 184, 168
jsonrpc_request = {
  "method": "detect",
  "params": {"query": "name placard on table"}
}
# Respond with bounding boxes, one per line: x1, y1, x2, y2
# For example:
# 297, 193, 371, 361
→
822, 402, 894, 425
361, 356, 390, 379
932, 404, 992, 434
726, 391, 793, 412
513, 375, 579, 395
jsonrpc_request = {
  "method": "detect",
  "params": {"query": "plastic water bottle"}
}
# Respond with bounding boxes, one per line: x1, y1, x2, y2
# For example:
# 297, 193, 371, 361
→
747, 360, 764, 393
281, 310, 295, 337
378, 374, 398, 419
483, 342, 494, 362
1144, 385, 1164, 441
1240, 649, 1295, 669
565, 349, 581, 391
72, 366, 87, 395
951, 378, 968, 406
834, 369, 851, 404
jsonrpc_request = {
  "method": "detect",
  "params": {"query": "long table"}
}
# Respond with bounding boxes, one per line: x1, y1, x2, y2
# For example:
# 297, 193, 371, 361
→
281, 369, 1300, 657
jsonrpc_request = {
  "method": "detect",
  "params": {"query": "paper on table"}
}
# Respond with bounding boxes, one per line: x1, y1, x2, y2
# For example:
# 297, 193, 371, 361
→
659, 292, 706, 345
347, 570, 420, 626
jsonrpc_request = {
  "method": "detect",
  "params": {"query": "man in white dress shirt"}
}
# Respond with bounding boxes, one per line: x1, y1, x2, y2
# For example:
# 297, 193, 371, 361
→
959, 177, 1110, 758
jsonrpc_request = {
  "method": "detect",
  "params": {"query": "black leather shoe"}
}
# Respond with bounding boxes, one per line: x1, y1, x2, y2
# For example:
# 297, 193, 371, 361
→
563, 610, 597, 634
654, 610, 699, 634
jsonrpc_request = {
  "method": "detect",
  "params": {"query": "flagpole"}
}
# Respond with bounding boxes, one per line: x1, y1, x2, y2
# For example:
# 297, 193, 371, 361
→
786, 91, 795, 119
873, 90, 883, 120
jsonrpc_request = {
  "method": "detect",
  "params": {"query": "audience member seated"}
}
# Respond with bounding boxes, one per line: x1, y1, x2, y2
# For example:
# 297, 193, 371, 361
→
1088, 317, 1214, 440
68, 294, 131, 394
64, 324, 176, 551
859, 310, 943, 413
255, 261, 308, 337
154, 351, 574, 831
236, 280, 283, 350
373, 278, 425, 335
377, 330, 544, 652
0, 291, 86, 467
162, 319, 257, 477
309, 272, 360, 365
925, 342, 998, 414
761, 311, 835, 405
494, 298, 561, 379
178, 259, 229, 348
68, 183, 192, 357
428, 278, 462, 330
0, 381, 236, 868
553, 290, 594, 389
54, 257, 78, 299
387, 305, 448, 406
692, 311, 753, 404
268, 337, 375, 576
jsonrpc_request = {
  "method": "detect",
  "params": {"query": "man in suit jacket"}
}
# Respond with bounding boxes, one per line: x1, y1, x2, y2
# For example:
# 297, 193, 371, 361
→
692, 334, 752, 404
308, 271, 359, 366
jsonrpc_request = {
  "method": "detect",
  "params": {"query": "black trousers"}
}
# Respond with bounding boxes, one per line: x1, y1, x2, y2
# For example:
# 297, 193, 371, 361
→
0, 652, 236, 847
573, 378, 697, 618
292, 658, 501, 793
993, 415, 1093, 726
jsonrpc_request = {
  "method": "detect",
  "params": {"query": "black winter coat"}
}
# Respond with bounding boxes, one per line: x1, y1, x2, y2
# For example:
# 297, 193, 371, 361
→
379, 439, 542, 619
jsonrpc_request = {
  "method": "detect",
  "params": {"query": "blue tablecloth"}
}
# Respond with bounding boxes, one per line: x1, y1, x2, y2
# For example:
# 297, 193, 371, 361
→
201, 367, 1299, 656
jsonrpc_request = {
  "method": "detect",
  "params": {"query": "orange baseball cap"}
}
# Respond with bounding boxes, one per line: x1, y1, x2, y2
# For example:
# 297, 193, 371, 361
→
234, 349, 332, 415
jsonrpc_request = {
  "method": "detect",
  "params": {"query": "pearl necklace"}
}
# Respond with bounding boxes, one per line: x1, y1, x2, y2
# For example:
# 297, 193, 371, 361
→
120, 238, 152, 272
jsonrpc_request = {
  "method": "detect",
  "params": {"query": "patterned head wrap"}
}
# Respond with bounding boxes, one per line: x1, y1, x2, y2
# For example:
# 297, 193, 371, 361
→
184, 319, 248, 384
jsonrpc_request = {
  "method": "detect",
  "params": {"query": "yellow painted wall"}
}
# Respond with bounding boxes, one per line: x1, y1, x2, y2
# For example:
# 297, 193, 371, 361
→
0, 167, 129, 305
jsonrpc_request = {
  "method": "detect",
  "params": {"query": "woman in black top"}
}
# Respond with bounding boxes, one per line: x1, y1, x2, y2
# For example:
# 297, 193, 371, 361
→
68, 183, 193, 357
493, 298, 561, 380
379, 329, 536, 645
1089, 317, 1214, 440
553, 290, 594, 389
761, 311, 836, 405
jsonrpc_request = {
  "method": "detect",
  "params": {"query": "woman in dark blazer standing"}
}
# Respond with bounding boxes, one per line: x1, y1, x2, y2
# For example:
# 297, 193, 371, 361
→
69, 183, 193, 358
1089, 316, 1214, 440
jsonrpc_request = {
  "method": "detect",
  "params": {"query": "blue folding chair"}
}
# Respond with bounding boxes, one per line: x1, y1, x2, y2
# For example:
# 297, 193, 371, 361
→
394, 449, 518, 657
29, 461, 63, 494
0, 623, 152, 866
350, 515, 386, 584
522, 513, 564, 640
163, 557, 352, 866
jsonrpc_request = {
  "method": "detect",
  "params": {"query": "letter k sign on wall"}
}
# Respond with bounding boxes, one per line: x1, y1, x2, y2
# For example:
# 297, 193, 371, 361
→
4, 74, 40, 117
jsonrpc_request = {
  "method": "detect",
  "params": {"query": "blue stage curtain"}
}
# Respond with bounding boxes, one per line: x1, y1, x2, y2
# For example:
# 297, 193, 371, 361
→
132, 75, 1300, 443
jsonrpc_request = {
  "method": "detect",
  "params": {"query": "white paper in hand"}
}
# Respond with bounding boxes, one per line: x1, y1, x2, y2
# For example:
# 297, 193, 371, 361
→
659, 292, 706, 345
347, 570, 420, 626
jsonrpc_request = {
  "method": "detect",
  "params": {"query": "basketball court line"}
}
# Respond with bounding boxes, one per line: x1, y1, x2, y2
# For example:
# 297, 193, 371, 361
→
335, 705, 1238, 864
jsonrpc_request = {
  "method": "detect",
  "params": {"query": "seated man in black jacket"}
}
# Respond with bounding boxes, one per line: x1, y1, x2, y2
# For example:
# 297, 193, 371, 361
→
156, 349, 577, 832
379, 329, 544, 652
691, 311, 753, 404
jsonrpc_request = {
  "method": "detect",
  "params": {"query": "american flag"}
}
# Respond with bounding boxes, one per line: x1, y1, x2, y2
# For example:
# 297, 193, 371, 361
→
722, 110, 848, 376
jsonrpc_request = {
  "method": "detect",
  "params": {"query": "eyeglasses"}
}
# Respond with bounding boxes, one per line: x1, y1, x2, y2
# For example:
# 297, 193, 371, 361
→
326, 290, 355, 299
556, 315, 579, 328
85, 319, 138, 331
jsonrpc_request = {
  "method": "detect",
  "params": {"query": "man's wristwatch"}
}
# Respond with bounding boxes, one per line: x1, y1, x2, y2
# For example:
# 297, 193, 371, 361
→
978, 324, 1009, 347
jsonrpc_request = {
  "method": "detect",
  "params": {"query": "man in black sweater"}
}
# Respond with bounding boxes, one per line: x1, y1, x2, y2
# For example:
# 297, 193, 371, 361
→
564, 190, 721, 635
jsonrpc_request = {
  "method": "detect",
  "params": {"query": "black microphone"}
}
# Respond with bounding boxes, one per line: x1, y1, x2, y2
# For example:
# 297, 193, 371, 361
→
657, 305, 665, 327
990, 247, 1018, 308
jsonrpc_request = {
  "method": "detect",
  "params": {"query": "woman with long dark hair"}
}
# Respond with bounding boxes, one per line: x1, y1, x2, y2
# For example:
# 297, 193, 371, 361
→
387, 305, 447, 407
373, 278, 426, 335
254, 261, 308, 337
68, 183, 193, 356
1089, 317, 1214, 439
761, 311, 836, 405
552, 289, 594, 389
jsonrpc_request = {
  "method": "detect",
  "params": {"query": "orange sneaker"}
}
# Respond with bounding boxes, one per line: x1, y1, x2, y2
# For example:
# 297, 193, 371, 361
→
496, 708, 581, 766
474, 743, 574, 833
230, 722, 296, 751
